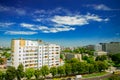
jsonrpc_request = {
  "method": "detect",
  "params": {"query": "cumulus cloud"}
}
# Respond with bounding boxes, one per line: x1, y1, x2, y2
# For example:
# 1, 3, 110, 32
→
5, 31, 37, 35
20, 22, 75, 33
0, 22, 15, 27
85, 4, 120, 11
20, 12, 109, 33
51, 13, 108, 26
0, 5, 26, 15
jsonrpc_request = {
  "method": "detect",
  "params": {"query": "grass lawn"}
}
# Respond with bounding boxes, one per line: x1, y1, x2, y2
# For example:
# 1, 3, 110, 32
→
82, 72, 108, 78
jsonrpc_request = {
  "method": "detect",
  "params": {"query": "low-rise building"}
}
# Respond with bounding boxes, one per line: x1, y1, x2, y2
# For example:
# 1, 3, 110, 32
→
94, 51, 107, 57
65, 53, 82, 61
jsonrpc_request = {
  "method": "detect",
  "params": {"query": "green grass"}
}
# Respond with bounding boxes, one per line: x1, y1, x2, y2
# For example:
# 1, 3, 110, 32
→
53, 72, 109, 80
103, 78, 109, 80
82, 72, 108, 78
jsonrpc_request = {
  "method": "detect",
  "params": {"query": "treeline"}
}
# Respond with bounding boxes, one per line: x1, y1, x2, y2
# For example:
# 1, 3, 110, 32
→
62, 47, 94, 55
0, 58, 109, 80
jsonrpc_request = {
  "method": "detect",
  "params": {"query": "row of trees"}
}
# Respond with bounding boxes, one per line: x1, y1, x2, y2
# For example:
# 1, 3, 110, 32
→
62, 47, 94, 55
0, 64, 49, 80
0, 58, 109, 80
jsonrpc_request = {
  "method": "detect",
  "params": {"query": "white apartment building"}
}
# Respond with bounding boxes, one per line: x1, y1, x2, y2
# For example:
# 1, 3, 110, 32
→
11, 39, 60, 69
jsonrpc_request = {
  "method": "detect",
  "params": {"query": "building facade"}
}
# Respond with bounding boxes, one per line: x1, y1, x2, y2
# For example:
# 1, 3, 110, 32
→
11, 39, 60, 69
100, 42, 120, 54
94, 51, 107, 57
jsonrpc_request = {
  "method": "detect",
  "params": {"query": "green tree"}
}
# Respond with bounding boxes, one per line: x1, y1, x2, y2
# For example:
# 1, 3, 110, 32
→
64, 63, 71, 75
40, 65, 49, 78
70, 58, 79, 63
60, 54, 64, 60
62, 48, 72, 53
25, 68, 35, 80
96, 55, 108, 61
5, 66, 16, 80
16, 64, 24, 80
77, 62, 91, 74
0, 70, 4, 80
71, 63, 78, 74
50, 67, 57, 77
76, 62, 83, 74
88, 64, 95, 74
83, 56, 95, 63
95, 61, 108, 72
67, 58, 79, 74
2, 52, 11, 59
57, 66, 65, 77
111, 53, 120, 67
34, 69, 41, 80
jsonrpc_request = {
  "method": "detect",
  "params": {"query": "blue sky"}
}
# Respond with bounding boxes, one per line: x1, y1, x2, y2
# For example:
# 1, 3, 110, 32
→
0, 0, 120, 47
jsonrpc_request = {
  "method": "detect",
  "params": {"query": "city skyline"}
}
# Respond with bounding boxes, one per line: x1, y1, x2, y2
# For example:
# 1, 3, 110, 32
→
0, 0, 120, 47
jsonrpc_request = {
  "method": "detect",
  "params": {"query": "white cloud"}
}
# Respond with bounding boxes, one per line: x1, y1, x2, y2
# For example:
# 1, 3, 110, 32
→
34, 10, 46, 14
85, 13, 109, 22
34, 18, 42, 22
20, 23, 34, 27
94, 4, 111, 11
15, 9, 26, 15
20, 23, 37, 30
0, 22, 15, 27
52, 15, 88, 26
5, 31, 37, 35
38, 26, 49, 30
0, 5, 26, 15
0, 5, 9, 11
51, 13, 108, 26
20, 23, 75, 33
39, 26, 75, 33
85, 4, 120, 11
34, 7, 71, 15
20, 12, 109, 33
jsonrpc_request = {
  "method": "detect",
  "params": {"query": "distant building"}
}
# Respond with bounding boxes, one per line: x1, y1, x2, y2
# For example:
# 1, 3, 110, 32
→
65, 53, 82, 61
94, 51, 107, 57
94, 44, 102, 51
84, 45, 95, 51
11, 38, 60, 69
100, 42, 120, 54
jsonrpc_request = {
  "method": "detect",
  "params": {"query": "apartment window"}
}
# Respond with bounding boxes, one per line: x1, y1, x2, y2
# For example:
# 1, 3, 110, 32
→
56, 52, 59, 54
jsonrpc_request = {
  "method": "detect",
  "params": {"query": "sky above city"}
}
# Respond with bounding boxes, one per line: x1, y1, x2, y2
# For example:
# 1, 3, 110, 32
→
0, 0, 120, 47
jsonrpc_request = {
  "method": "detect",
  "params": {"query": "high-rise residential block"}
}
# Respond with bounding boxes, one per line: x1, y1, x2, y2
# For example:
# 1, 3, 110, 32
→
11, 39, 60, 69
100, 42, 120, 54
